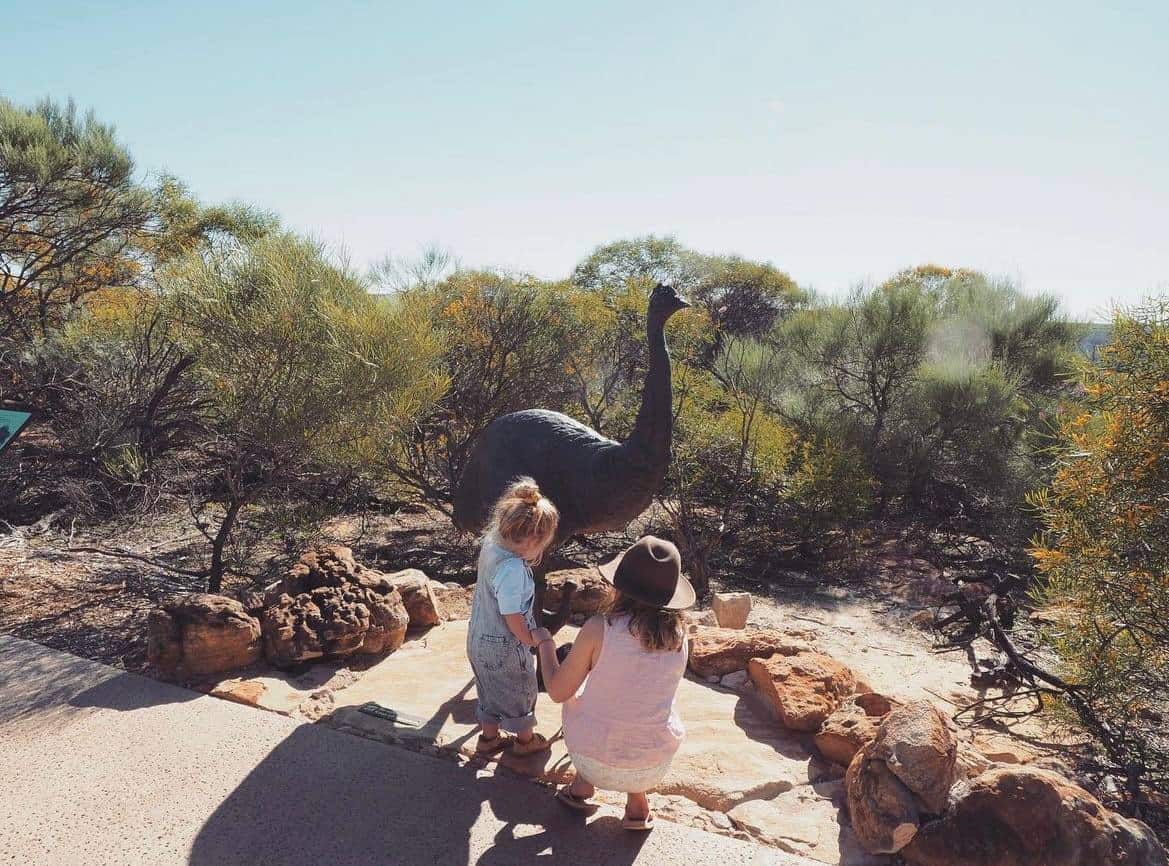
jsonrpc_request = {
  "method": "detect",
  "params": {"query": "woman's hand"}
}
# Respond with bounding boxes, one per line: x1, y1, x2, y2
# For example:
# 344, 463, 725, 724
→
532, 627, 554, 645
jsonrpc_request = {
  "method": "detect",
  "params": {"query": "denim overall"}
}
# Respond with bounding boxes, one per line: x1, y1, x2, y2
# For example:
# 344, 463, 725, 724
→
466, 536, 539, 732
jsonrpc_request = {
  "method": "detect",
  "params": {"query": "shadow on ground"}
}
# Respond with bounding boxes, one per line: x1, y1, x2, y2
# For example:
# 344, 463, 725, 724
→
188, 724, 649, 866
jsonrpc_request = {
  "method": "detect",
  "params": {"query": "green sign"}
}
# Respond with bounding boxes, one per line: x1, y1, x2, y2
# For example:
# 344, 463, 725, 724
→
0, 409, 34, 456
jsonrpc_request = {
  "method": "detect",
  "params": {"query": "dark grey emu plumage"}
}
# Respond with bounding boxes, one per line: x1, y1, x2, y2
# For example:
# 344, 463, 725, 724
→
453, 283, 690, 628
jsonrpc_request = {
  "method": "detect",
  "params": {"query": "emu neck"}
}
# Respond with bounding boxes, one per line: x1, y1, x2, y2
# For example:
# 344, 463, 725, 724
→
622, 315, 672, 469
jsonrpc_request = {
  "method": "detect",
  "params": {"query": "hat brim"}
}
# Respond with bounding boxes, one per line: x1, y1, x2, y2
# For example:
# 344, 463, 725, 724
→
596, 551, 696, 610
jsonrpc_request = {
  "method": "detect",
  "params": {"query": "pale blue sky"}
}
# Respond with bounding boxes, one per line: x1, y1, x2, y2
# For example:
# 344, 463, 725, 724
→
6, 0, 1167, 318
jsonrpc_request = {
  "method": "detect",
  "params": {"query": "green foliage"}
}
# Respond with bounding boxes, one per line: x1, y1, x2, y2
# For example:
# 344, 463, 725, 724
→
378, 269, 586, 506
0, 97, 153, 341
1030, 301, 1169, 804
773, 267, 1079, 530
163, 231, 444, 588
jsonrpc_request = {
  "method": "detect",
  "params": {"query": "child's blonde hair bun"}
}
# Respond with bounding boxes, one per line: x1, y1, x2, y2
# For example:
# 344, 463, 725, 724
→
511, 479, 542, 506
492, 476, 559, 551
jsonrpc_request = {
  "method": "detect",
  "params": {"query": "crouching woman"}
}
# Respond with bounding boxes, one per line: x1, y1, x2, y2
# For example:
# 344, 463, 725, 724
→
535, 536, 693, 831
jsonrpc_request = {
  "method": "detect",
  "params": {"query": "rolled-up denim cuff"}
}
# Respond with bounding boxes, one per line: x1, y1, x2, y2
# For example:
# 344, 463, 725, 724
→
476, 703, 536, 733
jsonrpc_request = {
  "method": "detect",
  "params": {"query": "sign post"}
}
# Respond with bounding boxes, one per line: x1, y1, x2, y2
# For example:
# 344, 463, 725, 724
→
0, 408, 34, 457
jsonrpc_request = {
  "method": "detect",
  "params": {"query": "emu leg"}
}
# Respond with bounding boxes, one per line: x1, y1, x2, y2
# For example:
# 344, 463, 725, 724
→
532, 553, 578, 634
533, 575, 578, 634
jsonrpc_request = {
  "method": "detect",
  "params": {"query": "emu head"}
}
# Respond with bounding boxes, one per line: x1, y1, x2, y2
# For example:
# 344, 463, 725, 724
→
649, 283, 691, 321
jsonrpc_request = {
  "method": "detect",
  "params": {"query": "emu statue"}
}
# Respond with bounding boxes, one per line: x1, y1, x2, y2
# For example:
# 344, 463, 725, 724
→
453, 283, 690, 629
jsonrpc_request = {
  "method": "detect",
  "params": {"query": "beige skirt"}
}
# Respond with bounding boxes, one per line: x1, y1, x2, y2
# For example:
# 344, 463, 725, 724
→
570, 752, 674, 793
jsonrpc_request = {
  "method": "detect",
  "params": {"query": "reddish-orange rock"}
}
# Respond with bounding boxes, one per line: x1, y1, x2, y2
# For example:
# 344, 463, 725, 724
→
747, 651, 856, 732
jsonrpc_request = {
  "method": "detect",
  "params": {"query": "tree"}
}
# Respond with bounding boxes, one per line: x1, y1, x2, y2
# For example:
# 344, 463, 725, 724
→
0, 98, 153, 341
659, 339, 796, 595
1030, 300, 1169, 814
773, 269, 1079, 526
571, 236, 806, 366
571, 235, 699, 293
690, 255, 805, 358
165, 232, 444, 591
776, 281, 932, 508
378, 270, 584, 509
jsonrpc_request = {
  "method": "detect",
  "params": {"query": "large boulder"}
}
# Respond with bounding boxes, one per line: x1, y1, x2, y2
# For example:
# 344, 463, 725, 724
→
710, 591, 752, 629
903, 766, 1168, 866
147, 594, 262, 679
845, 740, 922, 854
747, 651, 856, 732
543, 568, 612, 618
688, 626, 812, 679
259, 546, 409, 668
868, 700, 957, 814
381, 568, 445, 628
815, 693, 896, 766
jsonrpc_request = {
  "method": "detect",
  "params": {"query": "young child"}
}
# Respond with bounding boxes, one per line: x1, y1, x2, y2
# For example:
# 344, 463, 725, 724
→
467, 477, 559, 756
537, 535, 693, 831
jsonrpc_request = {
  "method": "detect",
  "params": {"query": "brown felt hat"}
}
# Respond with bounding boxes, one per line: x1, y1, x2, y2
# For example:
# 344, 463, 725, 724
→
597, 536, 695, 610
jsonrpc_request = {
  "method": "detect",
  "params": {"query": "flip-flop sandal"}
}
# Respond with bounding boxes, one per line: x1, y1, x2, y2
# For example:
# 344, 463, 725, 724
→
556, 785, 598, 813
622, 813, 655, 832
510, 732, 551, 756
475, 732, 512, 754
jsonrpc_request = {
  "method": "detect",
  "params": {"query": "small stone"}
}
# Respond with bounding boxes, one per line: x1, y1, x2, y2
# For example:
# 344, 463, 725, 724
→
711, 592, 752, 629
710, 811, 733, 830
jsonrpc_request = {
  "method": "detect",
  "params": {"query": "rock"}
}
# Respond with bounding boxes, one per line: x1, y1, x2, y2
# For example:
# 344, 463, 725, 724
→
259, 546, 409, 668
432, 582, 473, 620
280, 544, 362, 594
209, 679, 267, 708
719, 670, 750, 691
868, 700, 958, 814
147, 594, 262, 679
955, 741, 995, 781
815, 698, 884, 766
381, 568, 444, 628
747, 651, 856, 732
688, 626, 811, 679
730, 781, 889, 864
710, 592, 752, 629
854, 691, 899, 716
683, 608, 718, 629
543, 567, 612, 616
903, 766, 1169, 866
845, 741, 921, 854
971, 732, 1037, 765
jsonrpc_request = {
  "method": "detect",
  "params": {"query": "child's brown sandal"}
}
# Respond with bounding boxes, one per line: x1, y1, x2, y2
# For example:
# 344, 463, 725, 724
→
475, 732, 512, 754
510, 732, 551, 756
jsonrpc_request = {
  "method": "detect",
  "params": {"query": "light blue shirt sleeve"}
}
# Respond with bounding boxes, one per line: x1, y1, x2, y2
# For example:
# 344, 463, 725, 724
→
491, 557, 533, 618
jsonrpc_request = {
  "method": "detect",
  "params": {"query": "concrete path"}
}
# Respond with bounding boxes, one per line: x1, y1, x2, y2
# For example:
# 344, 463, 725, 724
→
0, 634, 808, 866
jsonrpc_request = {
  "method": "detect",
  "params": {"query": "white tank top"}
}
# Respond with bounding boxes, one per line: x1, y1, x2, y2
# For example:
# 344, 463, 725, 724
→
562, 614, 687, 768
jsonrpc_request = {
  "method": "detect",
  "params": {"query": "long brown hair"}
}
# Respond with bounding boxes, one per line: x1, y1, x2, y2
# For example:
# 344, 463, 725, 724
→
489, 477, 559, 561
605, 590, 685, 652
